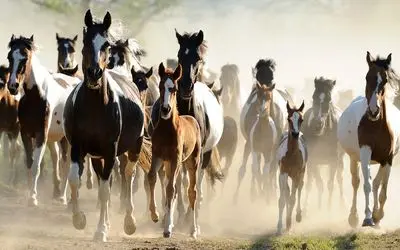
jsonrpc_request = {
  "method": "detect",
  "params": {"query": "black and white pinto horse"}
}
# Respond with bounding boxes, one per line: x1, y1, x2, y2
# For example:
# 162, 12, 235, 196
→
301, 77, 345, 210
63, 10, 147, 242
235, 59, 293, 203
150, 29, 224, 232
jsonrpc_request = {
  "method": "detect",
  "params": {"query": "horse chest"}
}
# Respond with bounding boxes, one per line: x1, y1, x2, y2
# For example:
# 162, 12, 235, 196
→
152, 125, 179, 160
358, 116, 394, 164
18, 94, 49, 135
280, 151, 305, 177
251, 118, 276, 152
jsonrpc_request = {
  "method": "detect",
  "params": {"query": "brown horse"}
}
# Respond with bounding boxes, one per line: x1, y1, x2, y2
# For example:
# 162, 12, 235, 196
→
0, 65, 21, 186
338, 52, 400, 228
56, 33, 82, 79
276, 101, 307, 235
148, 62, 202, 239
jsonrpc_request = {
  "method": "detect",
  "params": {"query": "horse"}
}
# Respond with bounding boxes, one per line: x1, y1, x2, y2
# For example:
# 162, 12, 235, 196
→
6, 35, 81, 206
148, 62, 202, 238
219, 63, 241, 119
0, 65, 21, 186
301, 77, 344, 210
276, 101, 307, 235
151, 29, 224, 231
63, 10, 150, 242
56, 33, 81, 78
235, 58, 292, 203
338, 52, 400, 228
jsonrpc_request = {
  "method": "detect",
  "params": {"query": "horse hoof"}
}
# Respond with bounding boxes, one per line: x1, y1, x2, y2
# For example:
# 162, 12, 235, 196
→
124, 215, 136, 235
72, 211, 86, 230
151, 211, 159, 223
163, 231, 171, 238
28, 197, 38, 207
86, 180, 93, 190
191, 229, 197, 239
348, 213, 359, 228
372, 210, 384, 224
296, 213, 302, 223
362, 218, 375, 227
54, 196, 67, 205
93, 231, 107, 242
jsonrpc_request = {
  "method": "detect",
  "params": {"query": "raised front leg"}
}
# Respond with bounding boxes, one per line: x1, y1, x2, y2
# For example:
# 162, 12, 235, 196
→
234, 139, 251, 204
68, 146, 86, 230
360, 146, 373, 227
373, 163, 391, 226
348, 158, 360, 228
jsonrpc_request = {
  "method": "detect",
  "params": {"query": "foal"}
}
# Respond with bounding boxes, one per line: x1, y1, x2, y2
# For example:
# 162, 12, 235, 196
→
276, 101, 307, 235
148, 63, 202, 239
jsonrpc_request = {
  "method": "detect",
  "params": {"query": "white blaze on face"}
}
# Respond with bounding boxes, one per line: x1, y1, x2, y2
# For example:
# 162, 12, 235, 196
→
290, 111, 300, 133
163, 78, 174, 108
369, 72, 382, 114
185, 48, 190, 55
113, 53, 120, 66
63, 43, 71, 66
10, 49, 25, 85
93, 33, 107, 64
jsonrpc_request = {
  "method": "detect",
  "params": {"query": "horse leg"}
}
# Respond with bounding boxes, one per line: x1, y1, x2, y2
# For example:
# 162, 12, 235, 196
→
148, 156, 162, 223
373, 164, 390, 226
296, 172, 305, 223
262, 151, 272, 203
196, 154, 206, 236
175, 169, 186, 228
47, 142, 62, 202
118, 153, 128, 214
86, 156, 94, 189
336, 151, 345, 208
186, 158, 199, 238
163, 159, 179, 238
268, 156, 279, 203
360, 146, 374, 227
277, 172, 288, 235
7, 133, 18, 187
286, 177, 299, 233
182, 167, 189, 203
327, 163, 336, 210
157, 165, 167, 228
112, 158, 121, 195
68, 146, 86, 230
348, 158, 360, 228
234, 139, 251, 204
92, 157, 113, 242
59, 137, 70, 205
21, 131, 33, 205
314, 165, 324, 209
250, 152, 261, 202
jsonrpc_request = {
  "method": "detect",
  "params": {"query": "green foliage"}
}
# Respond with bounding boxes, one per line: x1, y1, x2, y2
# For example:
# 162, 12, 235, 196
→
32, 0, 71, 13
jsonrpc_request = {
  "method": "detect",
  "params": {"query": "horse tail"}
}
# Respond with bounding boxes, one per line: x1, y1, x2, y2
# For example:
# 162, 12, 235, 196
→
206, 147, 224, 187
138, 136, 152, 173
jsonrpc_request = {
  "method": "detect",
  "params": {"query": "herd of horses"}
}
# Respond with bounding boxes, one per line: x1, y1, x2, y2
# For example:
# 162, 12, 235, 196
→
0, 9, 399, 242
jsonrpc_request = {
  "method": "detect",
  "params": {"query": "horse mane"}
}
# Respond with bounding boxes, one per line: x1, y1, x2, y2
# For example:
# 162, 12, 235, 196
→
371, 55, 400, 96
8, 36, 38, 51
221, 64, 239, 74
255, 59, 276, 71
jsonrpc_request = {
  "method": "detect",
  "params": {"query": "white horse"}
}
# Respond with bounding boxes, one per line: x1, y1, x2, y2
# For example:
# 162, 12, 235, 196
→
7, 35, 81, 206
337, 52, 400, 228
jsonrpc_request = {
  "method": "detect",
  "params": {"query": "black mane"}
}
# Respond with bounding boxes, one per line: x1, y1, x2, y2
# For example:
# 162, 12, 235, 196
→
255, 59, 276, 71
372, 56, 391, 70
8, 36, 35, 50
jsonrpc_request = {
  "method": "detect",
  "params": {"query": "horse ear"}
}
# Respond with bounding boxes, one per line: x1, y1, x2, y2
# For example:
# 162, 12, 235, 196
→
145, 67, 153, 79
84, 9, 93, 28
366, 51, 374, 67
270, 83, 276, 90
332, 80, 336, 86
73, 35, 78, 43
175, 28, 183, 45
207, 81, 215, 89
255, 82, 262, 90
56, 33, 60, 41
195, 30, 204, 47
174, 64, 183, 81
158, 62, 165, 78
124, 39, 129, 47
10, 34, 15, 42
286, 101, 291, 112
103, 11, 112, 30
30, 35, 34, 42
387, 53, 392, 65
299, 100, 305, 112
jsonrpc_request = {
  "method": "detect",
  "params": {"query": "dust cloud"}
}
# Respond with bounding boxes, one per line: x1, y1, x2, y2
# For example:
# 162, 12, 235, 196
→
1, 0, 400, 249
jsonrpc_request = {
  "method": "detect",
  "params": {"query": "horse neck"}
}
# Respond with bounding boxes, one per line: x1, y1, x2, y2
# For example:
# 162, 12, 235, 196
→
286, 131, 300, 155
159, 98, 179, 129
26, 53, 48, 95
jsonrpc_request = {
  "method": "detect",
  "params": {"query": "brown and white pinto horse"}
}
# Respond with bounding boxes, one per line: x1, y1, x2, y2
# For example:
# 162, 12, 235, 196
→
6, 35, 81, 206
0, 65, 21, 186
63, 10, 150, 242
338, 52, 400, 228
276, 101, 307, 235
148, 62, 202, 238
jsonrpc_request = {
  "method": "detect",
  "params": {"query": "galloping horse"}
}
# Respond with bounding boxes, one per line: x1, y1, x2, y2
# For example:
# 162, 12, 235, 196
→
301, 77, 344, 210
151, 29, 224, 232
0, 65, 21, 186
235, 59, 292, 203
219, 63, 241, 119
338, 52, 400, 228
6, 35, 81, 206
148, 63, 202, 238
276, 101, 307, 235
63, 10, 150, 242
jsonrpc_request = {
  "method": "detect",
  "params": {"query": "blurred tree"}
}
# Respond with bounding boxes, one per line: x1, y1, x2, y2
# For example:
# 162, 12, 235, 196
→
31, 0, 180, 35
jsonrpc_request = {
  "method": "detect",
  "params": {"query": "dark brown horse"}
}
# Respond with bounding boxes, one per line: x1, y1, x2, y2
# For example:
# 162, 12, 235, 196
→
148, 62, 202, 238
63, 10, 150, 242
276, 101, 307, 235
0, 65, 21, 186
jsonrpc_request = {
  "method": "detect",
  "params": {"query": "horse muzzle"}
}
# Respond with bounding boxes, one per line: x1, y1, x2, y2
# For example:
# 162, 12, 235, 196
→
8, 82, 19, 95
87, 66, 103, 81
291, 131, 300, 139
367, 109, 380, 121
